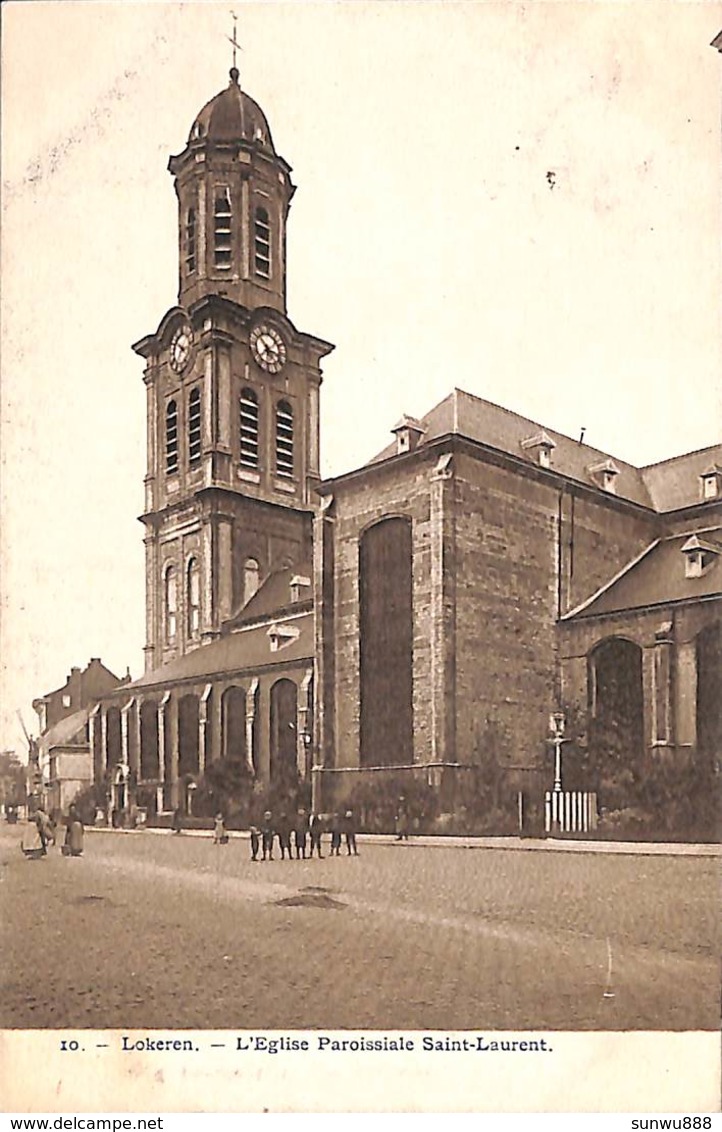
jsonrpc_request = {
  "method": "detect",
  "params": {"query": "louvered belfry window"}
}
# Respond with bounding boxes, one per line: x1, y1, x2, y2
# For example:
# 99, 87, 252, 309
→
275, 400, 294, 478
254, 207, 271, 278
214, 187, 232, 269
188, 388, 202, 466
185, 205, 196, 273
165, 400, 179, 475
240, 388, 260, 468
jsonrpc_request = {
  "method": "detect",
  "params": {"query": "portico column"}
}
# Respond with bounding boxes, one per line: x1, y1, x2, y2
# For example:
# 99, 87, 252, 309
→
199, 684, 212, 776
652, 623, 674, 749
245, 678, 259, 775
121, 699, 133, 768
131, 699, 141, 780
675, 640, 697, 749
298, 669, 313, 780
157, 692, 171, 811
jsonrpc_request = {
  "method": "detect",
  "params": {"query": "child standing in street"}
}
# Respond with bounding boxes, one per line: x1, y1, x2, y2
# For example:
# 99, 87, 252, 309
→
261, 811, 275, 861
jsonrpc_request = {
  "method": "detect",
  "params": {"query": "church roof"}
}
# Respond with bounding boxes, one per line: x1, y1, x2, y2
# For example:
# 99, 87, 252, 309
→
123, 613, 314, 693
224, 564, 313, 629
640, 447, 722, 511
561, 531, 722, 621
367, 388, 721, 513
188, 71, 276, 152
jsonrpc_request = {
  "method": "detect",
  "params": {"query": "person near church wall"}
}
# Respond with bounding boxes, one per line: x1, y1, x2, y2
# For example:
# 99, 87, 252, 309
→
330, 812, 342, 856
249, 824, 260, 861
277, 812, 293, 860
63, 804, 84, 857
294, 809, 309, 859
395, 797, 410, 841
309, 813, 324, 858
343, 809, 359, 856
213, 813, 228, 844
261, 811, 275, 861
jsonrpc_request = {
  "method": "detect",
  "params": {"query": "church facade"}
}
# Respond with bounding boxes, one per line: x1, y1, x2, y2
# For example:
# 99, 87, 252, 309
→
91, 68, 721, 833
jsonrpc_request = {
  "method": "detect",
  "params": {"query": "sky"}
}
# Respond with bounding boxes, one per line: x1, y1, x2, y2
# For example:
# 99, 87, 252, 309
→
2, 1, 721, 758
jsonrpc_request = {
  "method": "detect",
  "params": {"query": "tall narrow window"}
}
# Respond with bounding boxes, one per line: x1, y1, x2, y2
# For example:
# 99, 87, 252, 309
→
214, 186, 232, 270
188, 388, 202, 466
254, 207, 271, 278
185, 205, 196, 273
244, 558, 260, 604
240, 387, 260, 468
165, 566, 177, 644
187, 558, 201, 638
275, 400, 294, 478
165, 400, 178, 475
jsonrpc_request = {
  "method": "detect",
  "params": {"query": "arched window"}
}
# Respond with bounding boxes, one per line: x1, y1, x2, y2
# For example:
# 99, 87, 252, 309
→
244, 558, 260, 604
214, 186, 232, 269
240, 387, 260, 468
275, 400, 294, 478
187, 558, 201, 638
165, 400, 178, 475
359, 518, 414, 767
184, 205, 196, 273
254, 207, 271, 278
165, 566, 178, 644
188, 388, 202, 466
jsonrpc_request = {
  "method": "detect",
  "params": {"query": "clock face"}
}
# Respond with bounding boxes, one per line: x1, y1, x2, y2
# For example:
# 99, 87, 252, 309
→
250, 324, 287, 374
170, 325, 192, 373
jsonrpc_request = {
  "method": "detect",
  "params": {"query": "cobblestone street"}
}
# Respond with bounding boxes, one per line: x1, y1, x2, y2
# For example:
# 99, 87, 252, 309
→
1, 826, 718, 1031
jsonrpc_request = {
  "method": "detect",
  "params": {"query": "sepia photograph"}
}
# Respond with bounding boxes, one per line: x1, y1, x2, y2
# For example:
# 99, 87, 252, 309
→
1, 0, 720, 1115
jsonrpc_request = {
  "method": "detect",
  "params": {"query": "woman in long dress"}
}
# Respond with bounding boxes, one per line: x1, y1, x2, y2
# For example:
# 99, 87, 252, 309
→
64, 804, 84, 857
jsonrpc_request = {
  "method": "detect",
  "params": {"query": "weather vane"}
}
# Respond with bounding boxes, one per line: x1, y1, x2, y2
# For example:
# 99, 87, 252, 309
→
227, 11, 242, 75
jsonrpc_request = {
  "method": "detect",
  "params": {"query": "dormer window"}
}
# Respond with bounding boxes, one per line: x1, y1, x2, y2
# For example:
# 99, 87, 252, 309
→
588, 459, 620, 494
267, 621, 300, 652
700, 464, 722, 500
521, 430, 556, 469
681, 535, 720, 579
391, 415, 425, 456
290, 575, 311, 603
214, 187, 232, 270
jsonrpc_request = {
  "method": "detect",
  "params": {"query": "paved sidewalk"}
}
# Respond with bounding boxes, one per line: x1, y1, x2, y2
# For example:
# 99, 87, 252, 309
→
86, 825, 721, 856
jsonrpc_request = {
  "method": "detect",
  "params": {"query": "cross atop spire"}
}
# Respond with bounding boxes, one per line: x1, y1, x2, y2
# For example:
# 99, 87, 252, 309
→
227, 11, 242, 83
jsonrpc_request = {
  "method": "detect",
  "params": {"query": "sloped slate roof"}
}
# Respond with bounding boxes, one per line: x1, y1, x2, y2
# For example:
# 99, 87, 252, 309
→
640, 445, 722, 512
125, 613, 314, 692
227, 564, 313, 627
562, 532, 722, 621
368, 387, 721, 512
38, 708, 89, 754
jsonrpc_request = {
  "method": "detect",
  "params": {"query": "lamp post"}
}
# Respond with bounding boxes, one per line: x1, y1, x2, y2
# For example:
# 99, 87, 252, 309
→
548, 711, 568, 792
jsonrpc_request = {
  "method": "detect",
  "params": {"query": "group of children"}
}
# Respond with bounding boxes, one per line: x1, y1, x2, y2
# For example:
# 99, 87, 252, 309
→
211, 808, 359, 860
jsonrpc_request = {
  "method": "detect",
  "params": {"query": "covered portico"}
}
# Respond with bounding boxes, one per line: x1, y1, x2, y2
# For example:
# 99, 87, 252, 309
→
92, 614, 314, 819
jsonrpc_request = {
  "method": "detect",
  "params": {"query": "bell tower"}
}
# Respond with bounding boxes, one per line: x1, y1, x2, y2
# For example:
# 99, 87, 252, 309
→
134, 65, 333, 674
168, 66, 295, 315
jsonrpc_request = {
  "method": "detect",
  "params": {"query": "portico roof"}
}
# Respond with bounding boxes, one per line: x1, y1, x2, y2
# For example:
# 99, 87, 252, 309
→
121, 612, 314, 694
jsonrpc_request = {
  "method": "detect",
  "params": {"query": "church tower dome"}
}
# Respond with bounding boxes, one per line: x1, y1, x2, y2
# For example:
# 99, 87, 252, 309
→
168, 68, 295, 313
188, 70, 276, 152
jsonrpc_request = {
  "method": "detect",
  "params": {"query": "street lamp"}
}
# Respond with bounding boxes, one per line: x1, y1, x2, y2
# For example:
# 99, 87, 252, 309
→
548, 711, 569, 792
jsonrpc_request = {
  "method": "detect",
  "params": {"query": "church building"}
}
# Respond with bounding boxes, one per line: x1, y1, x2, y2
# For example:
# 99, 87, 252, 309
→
92, 66, 721, 833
